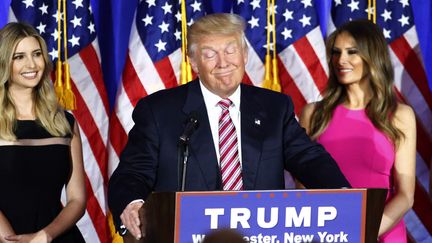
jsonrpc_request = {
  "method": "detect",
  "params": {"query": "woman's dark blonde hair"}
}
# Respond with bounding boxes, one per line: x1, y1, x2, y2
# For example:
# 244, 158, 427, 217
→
309, 19, 403, 146
0, 22, 71, 140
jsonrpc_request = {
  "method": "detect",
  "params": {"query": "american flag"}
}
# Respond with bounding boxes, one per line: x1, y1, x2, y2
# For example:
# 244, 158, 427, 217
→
8, 0, 111, 242
330, 1, 432, 242
232, 0, 327, 115
230, 0, 327, 189
107, 0, 205, 176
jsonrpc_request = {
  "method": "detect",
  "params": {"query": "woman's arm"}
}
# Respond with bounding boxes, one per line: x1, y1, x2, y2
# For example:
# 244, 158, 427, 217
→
43, 121, 86, 240
298, 103, 316, 135
6, 122, 86, 242
0, 211, 15, 243
378, 104, 416, 236
295, 103, 316, 189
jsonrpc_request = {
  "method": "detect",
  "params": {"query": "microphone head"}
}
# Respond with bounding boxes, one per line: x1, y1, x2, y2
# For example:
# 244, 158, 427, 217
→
179, 111, 200, 143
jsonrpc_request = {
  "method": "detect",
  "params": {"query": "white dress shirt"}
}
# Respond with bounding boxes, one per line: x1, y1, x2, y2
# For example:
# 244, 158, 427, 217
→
199, 81, 243, 165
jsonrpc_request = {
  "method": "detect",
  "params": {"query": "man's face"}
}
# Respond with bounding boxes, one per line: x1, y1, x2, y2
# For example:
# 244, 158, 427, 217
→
189, 34, 248, 98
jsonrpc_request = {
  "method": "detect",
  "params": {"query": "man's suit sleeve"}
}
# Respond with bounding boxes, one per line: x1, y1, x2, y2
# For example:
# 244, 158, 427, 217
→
108, 98, 159, 230
282, 96, 351, 189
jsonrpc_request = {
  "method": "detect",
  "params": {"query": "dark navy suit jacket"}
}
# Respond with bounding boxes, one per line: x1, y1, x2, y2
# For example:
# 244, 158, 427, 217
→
108, 80, 350, 228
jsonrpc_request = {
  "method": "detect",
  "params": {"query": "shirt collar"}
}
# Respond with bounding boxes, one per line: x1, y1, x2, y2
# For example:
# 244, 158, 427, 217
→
199, 80, 241, 109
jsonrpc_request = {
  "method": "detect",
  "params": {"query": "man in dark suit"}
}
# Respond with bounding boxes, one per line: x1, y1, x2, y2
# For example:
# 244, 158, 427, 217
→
108, 13, 350, 240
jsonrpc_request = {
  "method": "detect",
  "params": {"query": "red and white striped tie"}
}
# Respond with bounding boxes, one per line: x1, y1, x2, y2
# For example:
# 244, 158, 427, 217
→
218, 98, 243, 191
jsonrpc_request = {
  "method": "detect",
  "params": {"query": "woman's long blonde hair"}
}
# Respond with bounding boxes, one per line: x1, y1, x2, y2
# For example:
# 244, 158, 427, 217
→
0, 22, 71, 141
309, 19, 403, 146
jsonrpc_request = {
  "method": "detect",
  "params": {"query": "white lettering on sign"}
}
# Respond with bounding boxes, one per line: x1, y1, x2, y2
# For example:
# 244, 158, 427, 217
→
204, 208, 225, 229
204, 206, 338, 229
317, 207, 337, 227
317, 231, 348, 242
231, 208, 251, 228
257, 207, 278, 228
285, 207, 311, 227
284, 232, 314, 243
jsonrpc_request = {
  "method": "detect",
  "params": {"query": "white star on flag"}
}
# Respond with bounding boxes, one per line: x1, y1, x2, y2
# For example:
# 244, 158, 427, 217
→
348, 0, 360, 12
161, 2, 172, 14
38, 3, 48, 14
142, 14, 153, 26
70, 16, 82, 28
191, 0, 201, 12
22, 0, 33, 8
283, 9, 293, 21
68, 34, 80, 47
299, 14, 311, 27
281, 28, 292, 40
381, 9, 392, 22
398, 14, 409, 27
158, 21, 169, 33
154, 39, 167, 52
248, 16, 259, 29
72, 0, 84, 9
36, 22, 46, 34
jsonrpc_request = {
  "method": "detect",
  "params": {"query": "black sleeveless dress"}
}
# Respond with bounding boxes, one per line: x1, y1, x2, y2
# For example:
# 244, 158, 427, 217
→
0, 113, 85, 242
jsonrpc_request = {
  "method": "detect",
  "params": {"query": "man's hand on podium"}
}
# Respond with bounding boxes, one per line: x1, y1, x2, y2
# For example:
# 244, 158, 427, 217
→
120, 201, 145, 240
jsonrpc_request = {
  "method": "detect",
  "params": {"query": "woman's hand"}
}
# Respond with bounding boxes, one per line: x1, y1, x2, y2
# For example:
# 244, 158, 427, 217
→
4, 230, 52, 243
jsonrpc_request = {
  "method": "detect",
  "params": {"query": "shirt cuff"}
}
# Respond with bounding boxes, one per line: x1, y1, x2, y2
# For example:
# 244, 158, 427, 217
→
119, 225, 128, 236
129, 199, 145, 205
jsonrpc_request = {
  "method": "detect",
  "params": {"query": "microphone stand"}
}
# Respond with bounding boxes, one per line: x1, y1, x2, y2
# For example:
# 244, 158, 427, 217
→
178, 140, 190, 192
181, 144, 189, 191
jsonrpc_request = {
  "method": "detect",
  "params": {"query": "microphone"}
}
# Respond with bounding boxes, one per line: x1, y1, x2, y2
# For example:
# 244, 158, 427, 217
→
179, 112, 199, 144
178, 112, 199, 191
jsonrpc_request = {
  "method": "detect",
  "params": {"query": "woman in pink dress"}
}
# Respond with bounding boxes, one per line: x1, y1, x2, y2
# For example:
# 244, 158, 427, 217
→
299, 20, 416, 242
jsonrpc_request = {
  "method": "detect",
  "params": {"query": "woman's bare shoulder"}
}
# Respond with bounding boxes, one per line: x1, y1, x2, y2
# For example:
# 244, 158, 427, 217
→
393, 103, 415, 130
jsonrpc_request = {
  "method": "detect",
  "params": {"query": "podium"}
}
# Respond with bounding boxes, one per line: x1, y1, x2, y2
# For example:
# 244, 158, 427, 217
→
124, 189, 386, 243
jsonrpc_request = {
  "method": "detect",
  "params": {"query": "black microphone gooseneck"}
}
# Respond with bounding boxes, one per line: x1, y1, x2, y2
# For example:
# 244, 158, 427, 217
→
178, 112, 199, 191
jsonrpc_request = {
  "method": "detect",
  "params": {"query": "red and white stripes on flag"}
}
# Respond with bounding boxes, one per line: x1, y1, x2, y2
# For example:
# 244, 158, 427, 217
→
68, 40, 111, 243
242, 27, 328, 115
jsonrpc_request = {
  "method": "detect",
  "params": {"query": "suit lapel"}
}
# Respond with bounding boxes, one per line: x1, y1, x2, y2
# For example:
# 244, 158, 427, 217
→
240, 84, 266, 189
182, 80, 220, 190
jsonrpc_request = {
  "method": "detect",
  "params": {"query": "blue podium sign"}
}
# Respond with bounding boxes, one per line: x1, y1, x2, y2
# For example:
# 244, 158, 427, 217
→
174, 189, 367, 243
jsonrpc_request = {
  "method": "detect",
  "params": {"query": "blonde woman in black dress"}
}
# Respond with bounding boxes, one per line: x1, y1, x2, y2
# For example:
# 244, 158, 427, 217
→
0, 22, 86, 243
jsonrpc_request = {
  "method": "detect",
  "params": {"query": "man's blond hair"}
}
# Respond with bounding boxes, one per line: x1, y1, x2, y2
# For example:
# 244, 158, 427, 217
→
187, 13, 247, 57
